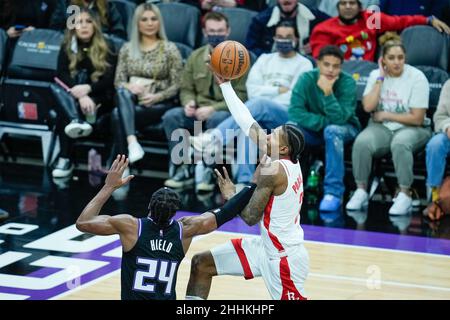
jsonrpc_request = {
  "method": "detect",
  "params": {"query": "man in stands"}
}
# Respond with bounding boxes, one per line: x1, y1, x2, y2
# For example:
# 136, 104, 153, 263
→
245, 0, 329, 56
310, 0, 450, 61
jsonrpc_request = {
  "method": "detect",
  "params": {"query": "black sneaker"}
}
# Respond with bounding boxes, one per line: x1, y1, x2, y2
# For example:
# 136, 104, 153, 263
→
164, 165, 194, 188
52, 158, 74, 178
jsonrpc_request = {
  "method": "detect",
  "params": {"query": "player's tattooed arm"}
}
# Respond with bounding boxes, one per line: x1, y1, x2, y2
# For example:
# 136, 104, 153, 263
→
239, 163, 278, 226
248, 122, 267, 155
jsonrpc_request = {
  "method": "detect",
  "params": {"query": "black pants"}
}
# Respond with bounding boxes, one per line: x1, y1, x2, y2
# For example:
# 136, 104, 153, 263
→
111, 87, 176, 155
50, 84, 112, 159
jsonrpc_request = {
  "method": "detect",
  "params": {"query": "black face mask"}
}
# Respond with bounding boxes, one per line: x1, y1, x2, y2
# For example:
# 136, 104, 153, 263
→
275, 39, 295, 54
277, 2, 298, 17
207, 34, 227, 48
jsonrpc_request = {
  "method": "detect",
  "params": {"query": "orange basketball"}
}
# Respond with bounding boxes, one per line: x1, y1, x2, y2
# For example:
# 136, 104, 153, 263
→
210, 40, 250, 80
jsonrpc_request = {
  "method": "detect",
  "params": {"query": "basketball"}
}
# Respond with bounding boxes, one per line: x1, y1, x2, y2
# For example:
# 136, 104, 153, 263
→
210, 40, 250, 80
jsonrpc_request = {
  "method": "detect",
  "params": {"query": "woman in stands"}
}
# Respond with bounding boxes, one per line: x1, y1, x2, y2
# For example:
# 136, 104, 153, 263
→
111, 3, 182, 163
346, 33, 432, 215
51, 8, 116, 178
49, 0, 127, 40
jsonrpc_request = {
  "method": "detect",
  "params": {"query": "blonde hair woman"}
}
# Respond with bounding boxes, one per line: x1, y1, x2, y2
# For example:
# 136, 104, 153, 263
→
112, 3, 182, 163
51, 8, 117, 178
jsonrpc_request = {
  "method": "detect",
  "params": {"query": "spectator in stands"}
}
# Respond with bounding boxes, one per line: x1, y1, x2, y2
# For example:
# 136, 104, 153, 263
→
425, 79, 450, 218
380, 0, 448, 20
289, 45, 360, 211
310, 0, 450, 61
111, 3, 182, 164
190, 20, 313, 190
318, 0, 378, 17
51, 8, 117, 178
50, 0, 127, 39
347, 34, 432, 215
161, 12, 247, 189
0, 0, 57, 38
245, 0, 329, 56
199, 0, 267, 12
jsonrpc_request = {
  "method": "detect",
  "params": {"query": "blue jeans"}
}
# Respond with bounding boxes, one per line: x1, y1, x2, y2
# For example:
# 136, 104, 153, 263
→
297, 124, 359, 198
212, 98, 289, 183
426, 133, 450, 187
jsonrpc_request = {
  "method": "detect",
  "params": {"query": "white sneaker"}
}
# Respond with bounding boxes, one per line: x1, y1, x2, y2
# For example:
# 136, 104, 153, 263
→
346, 189, 369, 211
128, 141, 145, 163
388, 192, 412, 215
64, 120, 93, 139
52, 157, 74, 178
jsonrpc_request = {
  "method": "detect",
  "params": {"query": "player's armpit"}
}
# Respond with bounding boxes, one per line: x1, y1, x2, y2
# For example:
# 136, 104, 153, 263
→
179, 212, 218, 239
240, 163, 279, 226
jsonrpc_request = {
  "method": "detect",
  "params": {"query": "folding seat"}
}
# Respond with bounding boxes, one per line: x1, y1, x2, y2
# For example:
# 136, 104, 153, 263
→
401, 25, 449, 71
0, 29, 64, 165
218, 7, 258, 45
157, 2, 201, 49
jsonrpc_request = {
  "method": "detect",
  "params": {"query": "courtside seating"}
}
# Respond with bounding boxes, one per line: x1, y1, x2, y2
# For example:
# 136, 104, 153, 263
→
110, 0, 136, 39
157, 2, 201, 49
401, 25, 449, 71
219, 7, 258, 45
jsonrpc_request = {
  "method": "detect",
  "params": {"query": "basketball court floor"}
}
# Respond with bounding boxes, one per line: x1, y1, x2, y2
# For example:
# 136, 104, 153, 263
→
0, 160, 449, 300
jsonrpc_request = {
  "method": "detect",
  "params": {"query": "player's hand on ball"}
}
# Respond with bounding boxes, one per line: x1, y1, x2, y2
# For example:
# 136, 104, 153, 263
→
214, 166, 236, 201
105, 155, 134, 189
206, 55, 227, 85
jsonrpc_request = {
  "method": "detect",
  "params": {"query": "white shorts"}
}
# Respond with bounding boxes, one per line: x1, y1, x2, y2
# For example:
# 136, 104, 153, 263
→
210, 236, 309, 300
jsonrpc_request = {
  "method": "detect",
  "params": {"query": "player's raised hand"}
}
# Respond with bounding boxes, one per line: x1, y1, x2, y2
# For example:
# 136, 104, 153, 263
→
214, 166, 236, 201
105, 155, 134, 189
206, 54, 227, 85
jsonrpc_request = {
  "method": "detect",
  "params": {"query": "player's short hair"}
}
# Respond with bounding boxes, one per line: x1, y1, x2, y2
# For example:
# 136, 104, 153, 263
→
282, 124, 305, 163
148, 187, 181, 229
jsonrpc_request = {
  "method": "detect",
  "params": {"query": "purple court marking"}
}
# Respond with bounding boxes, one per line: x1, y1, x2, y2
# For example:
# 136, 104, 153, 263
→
176, 211, 450, 256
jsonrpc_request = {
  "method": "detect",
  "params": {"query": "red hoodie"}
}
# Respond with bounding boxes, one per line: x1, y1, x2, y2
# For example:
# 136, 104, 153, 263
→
310, 11, 427, 61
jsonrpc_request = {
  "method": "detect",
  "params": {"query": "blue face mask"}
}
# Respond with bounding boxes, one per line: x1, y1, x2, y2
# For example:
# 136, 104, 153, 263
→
275, 39, 296, 54
207, 34, 227, 48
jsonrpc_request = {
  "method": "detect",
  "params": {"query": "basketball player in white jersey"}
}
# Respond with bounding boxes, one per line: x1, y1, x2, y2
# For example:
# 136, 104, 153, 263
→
185, 66, 309, 300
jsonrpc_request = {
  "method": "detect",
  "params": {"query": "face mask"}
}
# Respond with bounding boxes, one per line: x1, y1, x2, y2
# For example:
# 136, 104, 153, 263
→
207, 34, 227, 48
275, 39, 295, 54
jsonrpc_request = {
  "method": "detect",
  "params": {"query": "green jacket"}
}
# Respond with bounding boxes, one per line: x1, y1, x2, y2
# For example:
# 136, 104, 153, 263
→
289, 68, 360, 132
180, 45, 248, 111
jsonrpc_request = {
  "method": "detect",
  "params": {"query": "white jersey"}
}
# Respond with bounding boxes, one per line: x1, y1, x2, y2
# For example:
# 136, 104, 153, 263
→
260, 158, 304, 258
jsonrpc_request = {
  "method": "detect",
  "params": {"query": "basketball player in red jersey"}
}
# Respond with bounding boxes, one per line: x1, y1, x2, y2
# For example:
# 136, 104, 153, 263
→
185, 67, 309, 300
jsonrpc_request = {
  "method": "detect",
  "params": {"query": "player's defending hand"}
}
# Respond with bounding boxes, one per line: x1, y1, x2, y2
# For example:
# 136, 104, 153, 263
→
105, 155, 135, 190
215, 166, 236, 201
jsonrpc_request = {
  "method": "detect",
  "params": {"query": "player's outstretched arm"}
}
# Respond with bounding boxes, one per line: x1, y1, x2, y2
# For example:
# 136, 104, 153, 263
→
76, 155, 135, 236
208, 64, 267, 153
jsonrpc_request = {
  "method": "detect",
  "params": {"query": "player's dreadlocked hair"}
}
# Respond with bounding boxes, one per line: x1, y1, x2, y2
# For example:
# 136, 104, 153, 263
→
282, 124, 305, 163
148, 187, 181, 229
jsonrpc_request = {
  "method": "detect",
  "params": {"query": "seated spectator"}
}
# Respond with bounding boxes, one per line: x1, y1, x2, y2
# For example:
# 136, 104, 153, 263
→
425, 79, 450, 219
51, 8, 117, 178
0, 0, 57, 38
200, 0, 267, 12
347, 35, 432, 215
190, 20, 313, 189
245, 0, 329, 56
49, 0, 127, 39
310, 0, 450, 61
380, 0, 448, 20
161, 12, 247, 189
111, 3, 182, 164
289, 45, 360, 211
318, 0, 379, 17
